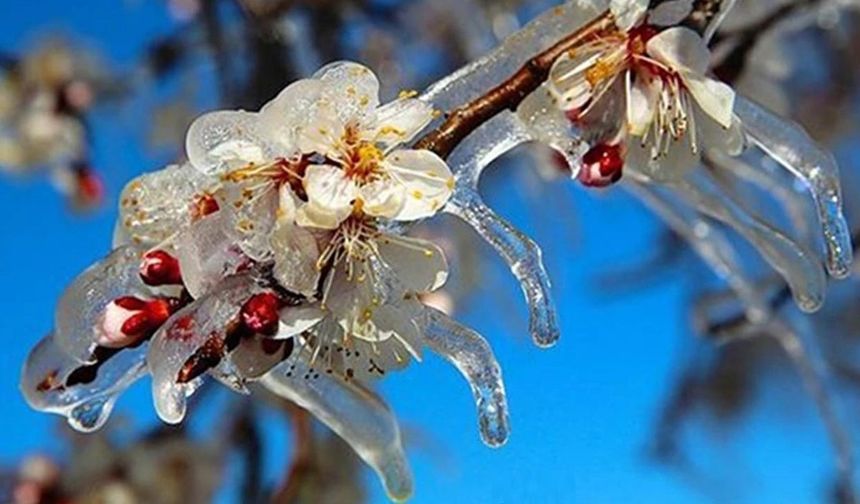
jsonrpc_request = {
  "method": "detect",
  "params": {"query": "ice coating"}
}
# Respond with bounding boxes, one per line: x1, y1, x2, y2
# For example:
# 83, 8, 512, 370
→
148, 274, 263, 424
219, 184, 279, 261
625, 180, 770, 322
707, 149, 814, 244
668, 171, 826, 312
117, 163, 211, 247
21, 334, 147, 433
175, 211, 249, 299
446, 111, 533, 187
734, 95, 853, 279
55, 246, 145, 363
516, 84, 588, 174
260, 363, 413, 502
420, 1, 601, 111
448, 186, 558, 347
419, 306, 510, 447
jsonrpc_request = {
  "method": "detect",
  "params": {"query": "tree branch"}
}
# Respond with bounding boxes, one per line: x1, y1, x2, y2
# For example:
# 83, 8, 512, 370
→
413, 11, 614, 159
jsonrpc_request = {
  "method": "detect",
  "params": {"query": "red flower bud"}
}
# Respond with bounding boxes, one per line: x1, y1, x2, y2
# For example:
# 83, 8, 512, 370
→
240, 292, 283, 336
140, 250, 183, 286
578, 143, 624, 188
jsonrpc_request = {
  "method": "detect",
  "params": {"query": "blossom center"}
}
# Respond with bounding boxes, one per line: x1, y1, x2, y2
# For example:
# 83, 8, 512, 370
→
344, 141, 384, 183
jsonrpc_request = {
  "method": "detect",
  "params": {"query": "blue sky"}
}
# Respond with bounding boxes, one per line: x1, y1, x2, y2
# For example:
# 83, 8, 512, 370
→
0, 1, 842, 502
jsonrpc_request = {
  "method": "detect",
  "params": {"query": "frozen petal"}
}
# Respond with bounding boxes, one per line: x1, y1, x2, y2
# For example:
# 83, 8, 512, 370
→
175, 211, 249, 299
684, 73, 735, 129
314, 61, 381, 124
367, 98, 435, 150
21, 334, 146, 433
375, 234, 448, 293
646, 27, 710, 76
260, 364, 413, 501
186, 111, 282, 176
259, 78, 324, 145
55, 246, 146, 363
419, 307, 510, 447
271, 220, 321, 298
383, 150, 454, 221
118, 163, 212, 247
276, 305, 326, 339
220, 184, 279, 261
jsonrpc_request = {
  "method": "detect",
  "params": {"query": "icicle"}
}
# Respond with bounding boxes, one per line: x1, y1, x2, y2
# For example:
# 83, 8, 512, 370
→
625, 180, 770, 322
446, 111, 533, 187
707, 149, 813, 243
734, 96, 853, 279
446, 187, 559, 347
420, 306, 510, 447
668, 170, 826, 312
260, 364, 413, 502
20, 334, 147, 433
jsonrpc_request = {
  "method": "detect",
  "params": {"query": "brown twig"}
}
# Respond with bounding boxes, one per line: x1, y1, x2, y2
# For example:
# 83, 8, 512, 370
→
270, 404, 314, 504
413, 11, 615, 159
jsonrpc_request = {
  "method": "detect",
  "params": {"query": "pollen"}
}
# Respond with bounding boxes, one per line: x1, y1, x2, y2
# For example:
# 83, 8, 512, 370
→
398, 89, 418, 99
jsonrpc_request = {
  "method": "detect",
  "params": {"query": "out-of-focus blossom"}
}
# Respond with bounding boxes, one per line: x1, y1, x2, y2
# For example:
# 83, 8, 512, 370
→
0, 42, 104, 209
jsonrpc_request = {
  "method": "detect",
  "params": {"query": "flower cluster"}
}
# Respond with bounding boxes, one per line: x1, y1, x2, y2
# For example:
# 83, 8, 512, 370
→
22, 62, 507, 501
549, 0, 740, 185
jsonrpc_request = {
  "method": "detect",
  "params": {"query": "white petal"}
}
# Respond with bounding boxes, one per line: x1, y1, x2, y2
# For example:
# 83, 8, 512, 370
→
277, 184, 301, 223
648, 0, 694, 27
359, 179, 406, 219
366, 98, 435, 150
294, 105, 346, 159
276, 305, 326, 339
626, 71, 659, 136
302, 164, 357, 219
610, 0, 648, 30
547, 51, 603, 112
646, 27, 711, 75
684, 73, 736, 129
382, 150, 454, 221
376, 234, 449, 293
271, 219, 321, 298
296, 201, 351, 230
